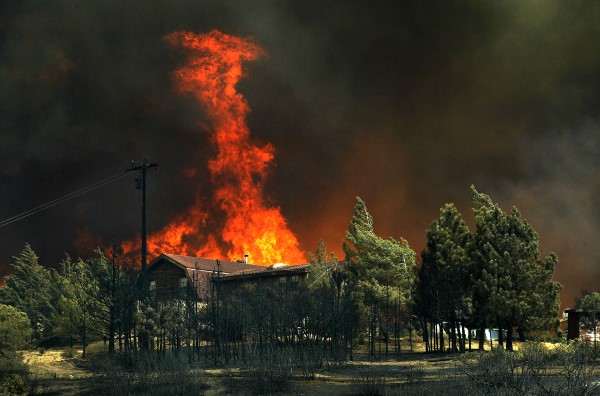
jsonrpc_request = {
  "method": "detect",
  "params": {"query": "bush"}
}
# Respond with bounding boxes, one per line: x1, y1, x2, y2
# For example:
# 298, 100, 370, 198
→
244, 355, 293, 395
91, 351, 207, 396
352, 367, 390, 396
61, 347, 77, 359
553, 341, 600, 395
402, 362, 425, 384
0, 374, 28, 395
0, 305, 31, 351
84, 341, 107, 358
0, 351, 29, 396
458, 341, 600, 395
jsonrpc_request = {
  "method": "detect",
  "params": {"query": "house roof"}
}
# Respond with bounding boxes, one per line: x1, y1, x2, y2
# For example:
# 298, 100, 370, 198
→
148, 253, 264, 274
219, 263, 311, 282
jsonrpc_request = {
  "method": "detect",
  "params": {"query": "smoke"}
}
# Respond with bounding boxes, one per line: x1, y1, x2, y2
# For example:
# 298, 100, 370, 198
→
504, 123, 600, 308
1, 0, 600, 306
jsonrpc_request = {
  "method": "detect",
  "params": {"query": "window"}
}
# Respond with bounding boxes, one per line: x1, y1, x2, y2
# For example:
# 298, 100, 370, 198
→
149, 281, 156, 291
179, 277, 188, 288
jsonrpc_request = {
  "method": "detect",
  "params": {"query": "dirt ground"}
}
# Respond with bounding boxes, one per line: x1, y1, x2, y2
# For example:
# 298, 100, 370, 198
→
20, 340, 540, 395
23, 349, 92, 395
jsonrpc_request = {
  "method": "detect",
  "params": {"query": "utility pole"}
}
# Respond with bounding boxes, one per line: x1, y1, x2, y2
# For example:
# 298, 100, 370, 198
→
127, 158, 158, 292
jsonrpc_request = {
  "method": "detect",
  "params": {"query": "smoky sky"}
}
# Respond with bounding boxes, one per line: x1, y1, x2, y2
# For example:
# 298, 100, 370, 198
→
1, 0, 600, 308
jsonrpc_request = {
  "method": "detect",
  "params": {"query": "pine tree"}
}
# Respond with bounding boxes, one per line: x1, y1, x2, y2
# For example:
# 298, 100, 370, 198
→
470, 185, 561, 351
342, 197, 415, 356
419, 203, 472, 352
343, 197, 415, 302
54, 256, 105, 357
0, 244, 58, 340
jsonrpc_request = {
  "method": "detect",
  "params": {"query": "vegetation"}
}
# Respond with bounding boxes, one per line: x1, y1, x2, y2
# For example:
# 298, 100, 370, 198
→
343, 197, 416, 358
416, 186, 562, 353
0, 186, 573, 394
0, 304, 31, 395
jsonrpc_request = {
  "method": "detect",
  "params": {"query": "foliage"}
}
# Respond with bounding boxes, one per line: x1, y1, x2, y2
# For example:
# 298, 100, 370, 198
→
417, 203, 472, 352
352, 367, 390, 396
91, 351, 207, 396
343, 197, 415, 305
470, 185, 561, 350
0, 373, 28, 396
342, 197, 416, 356
0, 304, 32, 351
244, 352, 293, 395
53, 254, 107, 357
0, 244, 58, 340
458, 341, 600, 395
579, 292, 600, 328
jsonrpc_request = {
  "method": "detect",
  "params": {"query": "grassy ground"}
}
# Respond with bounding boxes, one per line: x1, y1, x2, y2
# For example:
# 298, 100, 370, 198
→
20, 339, 568, 395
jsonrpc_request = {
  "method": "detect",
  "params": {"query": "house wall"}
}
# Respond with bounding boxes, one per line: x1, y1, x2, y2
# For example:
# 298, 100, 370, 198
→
219, 271, 307, 292
148, 260, 189, 301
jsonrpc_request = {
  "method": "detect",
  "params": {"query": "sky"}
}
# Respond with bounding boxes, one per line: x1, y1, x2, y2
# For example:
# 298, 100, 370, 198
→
1, 0, 599, 308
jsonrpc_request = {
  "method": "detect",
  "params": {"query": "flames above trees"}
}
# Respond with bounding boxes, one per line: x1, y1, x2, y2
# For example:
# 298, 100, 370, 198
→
124, 30, 306, 265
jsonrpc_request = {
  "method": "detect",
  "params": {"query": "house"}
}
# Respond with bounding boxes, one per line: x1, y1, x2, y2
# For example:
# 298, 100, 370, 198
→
147, 253, 263, 301
217, 263, 311, 291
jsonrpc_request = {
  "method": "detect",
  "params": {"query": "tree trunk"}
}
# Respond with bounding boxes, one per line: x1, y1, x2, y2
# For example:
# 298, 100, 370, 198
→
439, 321, 445, 352
478, 326, 485, 351
518, 327, 526, 342
422, 319, 429, 353
506, 322, 513, 351
82, 314, 87, 359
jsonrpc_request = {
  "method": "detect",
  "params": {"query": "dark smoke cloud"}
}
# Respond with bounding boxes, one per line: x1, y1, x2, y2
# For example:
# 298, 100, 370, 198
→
1, 0, 599, 307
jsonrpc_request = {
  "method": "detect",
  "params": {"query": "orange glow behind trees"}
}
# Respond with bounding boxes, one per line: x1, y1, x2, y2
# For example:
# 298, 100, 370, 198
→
124, 30, 306, 265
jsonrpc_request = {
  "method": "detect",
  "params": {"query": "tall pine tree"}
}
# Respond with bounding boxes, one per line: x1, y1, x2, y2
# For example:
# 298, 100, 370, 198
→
0, 244, 58, 340
342, 197, 415, 356
419, 203, 472, 352
470, 185, 561, 350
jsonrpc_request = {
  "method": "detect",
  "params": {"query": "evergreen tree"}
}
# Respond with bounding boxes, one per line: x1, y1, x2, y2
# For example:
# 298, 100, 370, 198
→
470, 185, 561, 351
418, 203, 472, 352
342, 197, 415, 356
343, 197, 415, 303
307, 239, 338, 290
0, 244, 58, 340
579, 292, 600, 338
54, 256, 105, 357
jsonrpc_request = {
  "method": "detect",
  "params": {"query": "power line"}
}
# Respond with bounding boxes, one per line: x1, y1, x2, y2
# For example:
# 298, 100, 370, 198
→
0, 172, 132, 229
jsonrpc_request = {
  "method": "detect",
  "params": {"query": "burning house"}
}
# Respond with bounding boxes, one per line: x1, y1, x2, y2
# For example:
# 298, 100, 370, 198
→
147, 254, 312, 302
218, 263, 311, 291
147, 253, 263, 301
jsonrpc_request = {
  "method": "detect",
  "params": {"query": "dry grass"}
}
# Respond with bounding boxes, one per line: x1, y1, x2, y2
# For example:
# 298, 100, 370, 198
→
18, 339, 587, 395
22, 347, 92, 395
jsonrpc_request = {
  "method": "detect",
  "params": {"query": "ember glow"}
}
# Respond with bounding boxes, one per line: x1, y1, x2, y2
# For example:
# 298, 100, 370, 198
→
124, 30, 306, 265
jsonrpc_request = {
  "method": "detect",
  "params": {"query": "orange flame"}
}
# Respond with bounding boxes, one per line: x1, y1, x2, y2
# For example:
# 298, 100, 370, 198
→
124, 31, 306, 265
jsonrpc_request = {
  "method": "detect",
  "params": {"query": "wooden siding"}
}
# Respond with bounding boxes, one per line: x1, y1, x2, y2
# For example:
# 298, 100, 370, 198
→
219, 268, 308, 291
148, 260, 190, 301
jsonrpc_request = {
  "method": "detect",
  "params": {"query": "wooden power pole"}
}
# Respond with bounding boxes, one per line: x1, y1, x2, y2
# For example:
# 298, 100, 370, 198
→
127, 158, 158, 291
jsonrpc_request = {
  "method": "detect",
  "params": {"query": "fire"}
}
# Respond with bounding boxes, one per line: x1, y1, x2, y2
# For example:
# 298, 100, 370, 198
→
124, 31, 306, 265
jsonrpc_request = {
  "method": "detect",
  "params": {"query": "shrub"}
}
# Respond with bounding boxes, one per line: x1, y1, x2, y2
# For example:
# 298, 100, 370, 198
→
245, 355, 293, 395
0, 350, 29, 395
0, 304, 31, 351
0, 374, 28, 395
402, 362, 425, 384
458, 341, 600, 395
553, 341, 600, 395
91, 351, 207, 396
61, 347, 77, 359
352, 367, 390, 396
